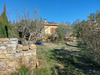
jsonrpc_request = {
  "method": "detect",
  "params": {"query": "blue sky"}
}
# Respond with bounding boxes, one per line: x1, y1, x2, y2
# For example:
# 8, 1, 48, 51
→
0, 0, 100, 24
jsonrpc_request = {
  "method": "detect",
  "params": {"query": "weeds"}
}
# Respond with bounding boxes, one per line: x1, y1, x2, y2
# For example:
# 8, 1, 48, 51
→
12, 65, 30, 75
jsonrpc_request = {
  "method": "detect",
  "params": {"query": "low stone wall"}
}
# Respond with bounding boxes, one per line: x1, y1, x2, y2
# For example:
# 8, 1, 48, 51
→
0, 38, 36, 74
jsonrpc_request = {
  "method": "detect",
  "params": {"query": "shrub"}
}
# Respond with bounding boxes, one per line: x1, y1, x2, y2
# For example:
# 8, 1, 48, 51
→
55, 24, 67, 41
80, 11, 100, 65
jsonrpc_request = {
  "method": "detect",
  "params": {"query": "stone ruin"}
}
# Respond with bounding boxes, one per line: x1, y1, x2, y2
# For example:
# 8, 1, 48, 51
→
0, 38, 36, 75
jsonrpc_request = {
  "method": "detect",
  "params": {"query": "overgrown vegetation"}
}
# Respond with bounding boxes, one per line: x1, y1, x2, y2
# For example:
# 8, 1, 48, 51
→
55, 24, 72, 41
12, 65, 30, 75
0, 5, 18, 38
72, 10, 100, 69
1, 3, 100, 75
35, 42, 100, 75
16, 9, 44, 45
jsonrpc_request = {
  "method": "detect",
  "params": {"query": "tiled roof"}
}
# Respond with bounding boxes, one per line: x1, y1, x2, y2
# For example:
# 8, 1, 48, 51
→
44, 22, 59, 26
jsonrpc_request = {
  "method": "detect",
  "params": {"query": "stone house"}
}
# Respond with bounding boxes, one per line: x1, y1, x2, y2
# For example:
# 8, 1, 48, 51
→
44, 19, 59, 35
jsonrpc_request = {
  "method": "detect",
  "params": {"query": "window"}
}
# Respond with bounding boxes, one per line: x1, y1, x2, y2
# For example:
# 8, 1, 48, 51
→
50, 28, 55, 34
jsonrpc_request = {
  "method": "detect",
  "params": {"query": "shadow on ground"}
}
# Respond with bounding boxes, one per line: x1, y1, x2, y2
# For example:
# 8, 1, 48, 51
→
49, 44, 100, 75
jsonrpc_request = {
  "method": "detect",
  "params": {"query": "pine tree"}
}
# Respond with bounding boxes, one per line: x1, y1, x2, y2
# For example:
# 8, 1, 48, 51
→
0, 4, 8, 37
0, 4, 18, 38
0, 5, 8, 23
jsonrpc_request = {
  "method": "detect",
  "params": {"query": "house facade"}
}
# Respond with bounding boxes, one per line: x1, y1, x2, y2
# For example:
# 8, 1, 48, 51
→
44, 19, 59, 35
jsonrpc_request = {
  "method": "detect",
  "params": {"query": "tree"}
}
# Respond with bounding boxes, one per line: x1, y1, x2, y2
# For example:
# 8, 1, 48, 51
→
55, 24, 67, 41
72, 19, 85, 38
0, 4, 18, 38
80, 10, 100, 65
16, 9, 44, 45
0, 5, 8, 37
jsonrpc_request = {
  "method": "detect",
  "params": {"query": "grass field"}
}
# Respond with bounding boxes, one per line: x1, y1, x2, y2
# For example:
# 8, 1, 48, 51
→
35, 41, 100, 75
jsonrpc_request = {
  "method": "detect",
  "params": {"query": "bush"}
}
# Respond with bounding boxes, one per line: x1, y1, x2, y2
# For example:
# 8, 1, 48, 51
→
55, 24, 67, 41
80, 11, 100, 65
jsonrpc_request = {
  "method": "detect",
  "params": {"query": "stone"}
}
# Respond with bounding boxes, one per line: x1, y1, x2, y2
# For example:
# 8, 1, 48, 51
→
22, 46, 29, 51
16, 50, 21, 53
11, 41, 18, 44
8, 61, 18, 67
0, 71, 8, 75
7, 50, 16, 54
2, 51, 7, 54
17, 44, 23, 49
0, 38, 36, 73
2, 42, 8, 46
0, 46, 6, 50
0, 54, 6, 58
23, 52, 32, 56
0, 50, 3, 54
8, 58, 15, 62
10, 38, 18, 41
7, 44, 17, 50
0, 61, 6, 71
6, 54, 15, 58
30, 44, 36, 50
15, 53, 22, 58
29, 51, 36, 55
0, 38, 10, 42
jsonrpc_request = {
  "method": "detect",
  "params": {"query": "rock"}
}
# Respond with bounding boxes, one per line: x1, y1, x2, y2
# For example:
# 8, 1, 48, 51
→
3, 42, 8, 46
7, 61, 18, 67
0, 62, 6, 71
8, 58, 15, 62
0, 38, 10, 42
6, 54, 15, 58
0, 71, 8, 75
0, 38, 36, 73
0, 41, 2, 44
30, 44, 36, 50
2, 51, 7, 54
0, 46, 6, 50
7, 50, 16, 54
17, 44, 23, 49
10, 38, 18, 41
22, 46, 29, 51
23, 52, 32, 56
11, 41, 18, 44
15, 53, 22, 58
7, 44, 17, 50
16, 50, 21, 53
0, 54, 6, 58
0, 50, 3, 54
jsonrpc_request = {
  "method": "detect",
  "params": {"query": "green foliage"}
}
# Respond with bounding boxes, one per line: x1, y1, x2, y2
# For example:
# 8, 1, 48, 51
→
0, 22, 7, 37
80, 10, 100, 66
0, 5, 8, 23
12, 65, 30, 75
55, 24, 67, 40
35, 67, 51, 75
61, 46, 65, 50
0, 5, 18, 38
72, 20, 85, 38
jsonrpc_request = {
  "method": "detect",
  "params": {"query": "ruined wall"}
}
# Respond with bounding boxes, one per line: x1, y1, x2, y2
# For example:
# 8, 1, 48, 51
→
0, 38, 36, 74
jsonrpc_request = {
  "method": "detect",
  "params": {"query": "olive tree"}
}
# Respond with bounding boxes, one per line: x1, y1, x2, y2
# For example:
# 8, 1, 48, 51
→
80, 10, 100, 65
55, 24, 67, 41
16, 9, 44, 45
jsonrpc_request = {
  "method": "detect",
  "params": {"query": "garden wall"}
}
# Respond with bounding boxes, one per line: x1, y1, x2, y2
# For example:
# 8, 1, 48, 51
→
0, 38, 36, 75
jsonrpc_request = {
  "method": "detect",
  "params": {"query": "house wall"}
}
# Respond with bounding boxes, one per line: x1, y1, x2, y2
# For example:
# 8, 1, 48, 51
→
44, 26, 58, 34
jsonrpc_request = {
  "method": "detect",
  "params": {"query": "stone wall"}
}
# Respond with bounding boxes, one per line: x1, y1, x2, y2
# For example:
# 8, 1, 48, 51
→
0, 38, 36, 75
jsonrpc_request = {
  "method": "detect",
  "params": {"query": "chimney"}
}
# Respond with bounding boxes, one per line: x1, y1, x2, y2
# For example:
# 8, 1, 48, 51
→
45, 19, 47, 22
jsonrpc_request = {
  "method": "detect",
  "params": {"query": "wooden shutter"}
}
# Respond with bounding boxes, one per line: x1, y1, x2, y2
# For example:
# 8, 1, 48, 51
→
50, 28, 55, 34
